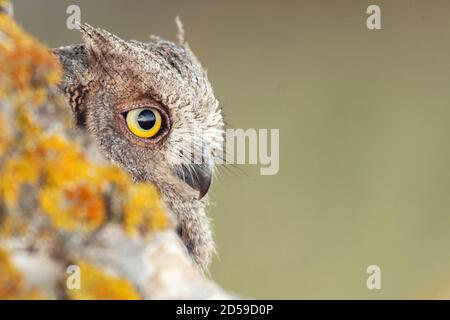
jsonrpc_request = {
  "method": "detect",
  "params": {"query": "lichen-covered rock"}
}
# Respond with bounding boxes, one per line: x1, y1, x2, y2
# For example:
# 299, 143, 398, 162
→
0, 1, 232, 300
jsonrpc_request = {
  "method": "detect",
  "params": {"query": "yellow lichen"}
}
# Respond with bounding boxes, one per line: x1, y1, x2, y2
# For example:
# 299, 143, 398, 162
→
66, 262, 140, 300
0, 247, 41, 299
124, 184, 168, 235
0, 1, 170, 299
0, 6, 168, 235
0, 115, 10, 157
1, 152, 40, 207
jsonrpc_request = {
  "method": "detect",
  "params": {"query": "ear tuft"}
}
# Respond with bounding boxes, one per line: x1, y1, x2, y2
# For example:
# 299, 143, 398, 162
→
79, 23, 131, 62
175, 16, 185, 46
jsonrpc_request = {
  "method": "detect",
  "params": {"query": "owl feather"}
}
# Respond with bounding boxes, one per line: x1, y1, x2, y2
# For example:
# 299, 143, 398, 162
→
53, 22, 224, 271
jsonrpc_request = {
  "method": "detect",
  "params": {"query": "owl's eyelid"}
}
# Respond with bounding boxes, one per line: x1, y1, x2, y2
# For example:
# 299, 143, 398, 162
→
117, 103, 165, 115
120, 107, 155, 119
117, 101, 170, 125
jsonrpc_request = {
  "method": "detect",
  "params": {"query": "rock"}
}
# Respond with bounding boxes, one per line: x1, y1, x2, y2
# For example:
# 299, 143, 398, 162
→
0, 1, 234, 300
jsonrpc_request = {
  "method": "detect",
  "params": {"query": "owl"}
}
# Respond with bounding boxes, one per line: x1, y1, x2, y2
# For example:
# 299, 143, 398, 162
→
53, 22, 224, 271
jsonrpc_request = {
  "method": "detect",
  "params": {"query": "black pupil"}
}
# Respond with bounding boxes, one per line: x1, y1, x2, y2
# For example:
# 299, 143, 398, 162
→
137, 109, 156, 130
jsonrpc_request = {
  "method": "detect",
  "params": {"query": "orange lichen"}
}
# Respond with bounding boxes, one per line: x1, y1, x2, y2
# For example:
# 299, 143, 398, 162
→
0, 4, 61, 99
40, 185, 105, 232
66, 262, 140, 300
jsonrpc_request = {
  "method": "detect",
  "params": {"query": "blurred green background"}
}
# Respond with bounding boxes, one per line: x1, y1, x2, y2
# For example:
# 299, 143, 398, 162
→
13, 0, 450, 299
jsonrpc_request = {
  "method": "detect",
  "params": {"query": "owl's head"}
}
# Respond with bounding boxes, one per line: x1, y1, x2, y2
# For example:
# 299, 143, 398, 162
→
54, 24, 224, 201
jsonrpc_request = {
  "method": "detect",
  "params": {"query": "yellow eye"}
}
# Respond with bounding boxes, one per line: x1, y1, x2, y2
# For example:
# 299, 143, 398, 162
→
125, 107, 162, 138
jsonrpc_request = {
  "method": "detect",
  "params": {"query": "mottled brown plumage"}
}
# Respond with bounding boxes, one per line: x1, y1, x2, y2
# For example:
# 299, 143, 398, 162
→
53, 22, 224, 271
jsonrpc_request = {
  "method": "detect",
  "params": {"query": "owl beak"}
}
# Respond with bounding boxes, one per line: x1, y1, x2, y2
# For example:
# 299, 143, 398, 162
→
175, 163, 212, 200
